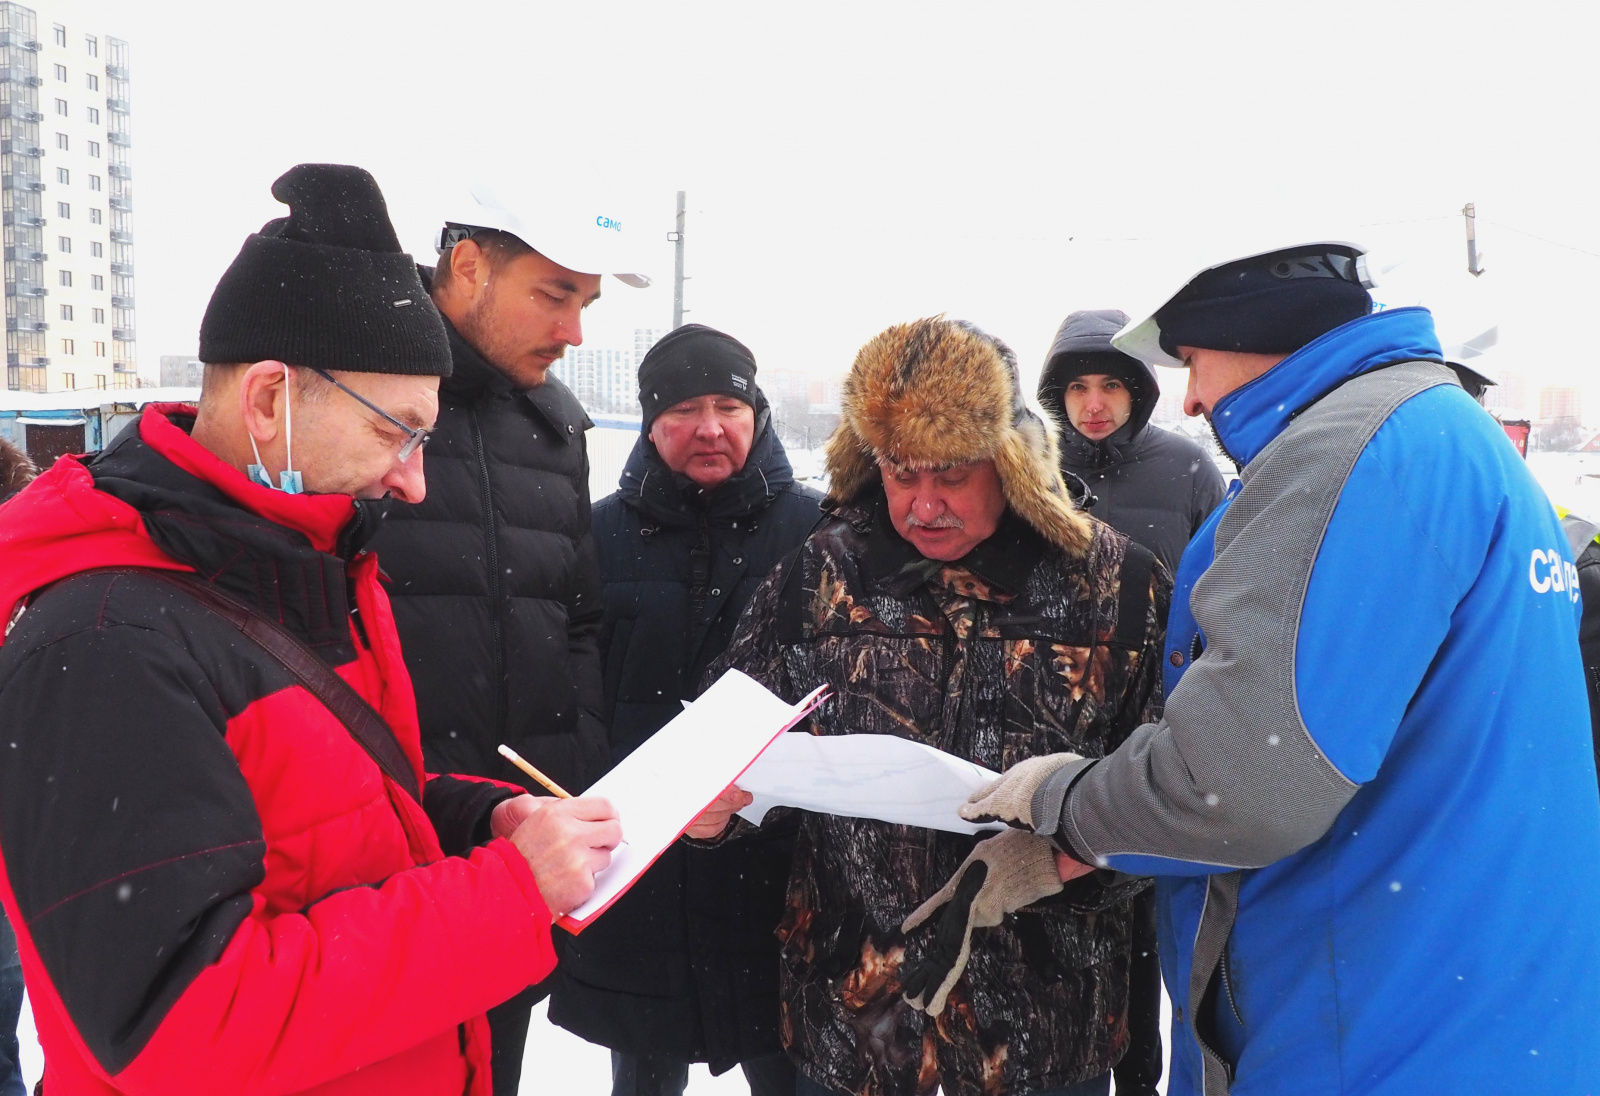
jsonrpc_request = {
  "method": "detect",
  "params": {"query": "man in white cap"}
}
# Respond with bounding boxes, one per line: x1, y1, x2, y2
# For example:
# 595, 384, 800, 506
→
368, 185, 651, 1095
951, 243, 1600, 1095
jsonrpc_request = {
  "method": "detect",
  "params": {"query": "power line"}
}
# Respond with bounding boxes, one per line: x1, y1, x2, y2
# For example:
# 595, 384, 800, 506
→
1352, 213, 1459, 229
1480, 218, 1600, 262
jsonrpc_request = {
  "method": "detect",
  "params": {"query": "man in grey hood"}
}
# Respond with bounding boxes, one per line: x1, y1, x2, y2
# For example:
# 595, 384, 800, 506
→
1036, 309, 1225, 1095
1038, 309, 1225, 574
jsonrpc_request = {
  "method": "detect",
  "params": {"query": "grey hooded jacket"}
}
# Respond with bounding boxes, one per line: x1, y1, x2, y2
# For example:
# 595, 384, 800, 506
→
1038, 309, 1225, 573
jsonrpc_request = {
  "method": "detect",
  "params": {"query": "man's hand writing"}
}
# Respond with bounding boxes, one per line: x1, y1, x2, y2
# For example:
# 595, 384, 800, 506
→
489, 793, 548, 841
509, 796, 622, 917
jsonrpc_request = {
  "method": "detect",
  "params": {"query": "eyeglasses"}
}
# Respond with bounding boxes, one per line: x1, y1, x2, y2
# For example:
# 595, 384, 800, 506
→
310, 368, 431, 462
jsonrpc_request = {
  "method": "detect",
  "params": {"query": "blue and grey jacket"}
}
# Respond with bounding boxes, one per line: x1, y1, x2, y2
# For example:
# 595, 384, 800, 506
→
1041, 307, 1600, 1094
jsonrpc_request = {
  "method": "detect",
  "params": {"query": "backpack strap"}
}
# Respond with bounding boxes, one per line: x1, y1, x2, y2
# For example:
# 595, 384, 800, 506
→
1113, 540, 1157, 648
84, 567, 422, 803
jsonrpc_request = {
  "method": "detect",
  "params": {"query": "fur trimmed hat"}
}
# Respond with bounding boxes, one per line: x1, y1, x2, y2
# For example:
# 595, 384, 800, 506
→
824, 317, 1093, 555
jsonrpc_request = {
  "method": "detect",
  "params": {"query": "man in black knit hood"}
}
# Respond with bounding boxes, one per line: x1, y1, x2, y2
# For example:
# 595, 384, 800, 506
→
1037, 309, 1225, 575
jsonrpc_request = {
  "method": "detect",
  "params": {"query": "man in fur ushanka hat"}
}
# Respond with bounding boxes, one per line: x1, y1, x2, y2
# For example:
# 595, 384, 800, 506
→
685, 317, 1170, 1096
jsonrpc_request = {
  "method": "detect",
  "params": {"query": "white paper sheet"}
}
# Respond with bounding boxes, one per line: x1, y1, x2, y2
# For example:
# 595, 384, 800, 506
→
558, 671, 825, 933
736, 732, 1003, 835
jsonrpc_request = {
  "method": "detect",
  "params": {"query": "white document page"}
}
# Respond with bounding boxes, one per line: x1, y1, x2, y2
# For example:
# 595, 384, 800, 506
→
558, 671, 826, 933
736, 732, 1003, 835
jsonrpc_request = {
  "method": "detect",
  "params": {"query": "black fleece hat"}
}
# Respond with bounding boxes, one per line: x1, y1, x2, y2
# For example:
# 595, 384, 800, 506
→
637, 324, 767, 430
1155, 245, 1372, 359
199, 164, 452, 376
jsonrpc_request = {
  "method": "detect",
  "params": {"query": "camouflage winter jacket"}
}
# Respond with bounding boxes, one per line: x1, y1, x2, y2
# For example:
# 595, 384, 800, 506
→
711, 493, 1169, 1096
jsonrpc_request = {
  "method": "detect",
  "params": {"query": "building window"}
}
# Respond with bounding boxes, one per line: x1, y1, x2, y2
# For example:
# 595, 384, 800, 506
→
57, 236, 70, 253
59, 270, 72, 287
88, 175, 100, 191
86, 35, 97, 57
61, 339, 74, 355
94, 374, 106, 388
56, 168, 69, 185
93, 341, 105, 356
59, 304, 73, 321
86, 106, 99, 124
55, 133, 68, 150
56, 202, 69, 218
86, 74, 98, 92
53, 64, 66, 83
88, 208, 101, 225
62, 372, 75, 388
52, 25, 66, 48
54, 99, 67, 117
91, 307, 104, 323
89, 241, 102, 257
90, 274, 102, 290
87, 141, 100, 158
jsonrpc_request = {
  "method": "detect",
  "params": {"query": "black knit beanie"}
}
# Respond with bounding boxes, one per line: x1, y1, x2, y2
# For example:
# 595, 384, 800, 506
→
1156, 245, 1372, 358
638, 324, 766, 430
199, 164, 452, 376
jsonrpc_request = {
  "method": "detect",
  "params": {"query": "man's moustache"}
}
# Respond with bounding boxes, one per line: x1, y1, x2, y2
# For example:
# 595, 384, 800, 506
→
906, 515, 964, 530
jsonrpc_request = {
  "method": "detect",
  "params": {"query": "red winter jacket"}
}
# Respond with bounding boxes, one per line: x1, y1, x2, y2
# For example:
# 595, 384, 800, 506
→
0, 406, 559, 1096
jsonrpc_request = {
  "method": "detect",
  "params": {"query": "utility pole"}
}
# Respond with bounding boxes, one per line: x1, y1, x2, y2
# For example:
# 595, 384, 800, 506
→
669, 191, 687, 328
1463, 202, 1486, 277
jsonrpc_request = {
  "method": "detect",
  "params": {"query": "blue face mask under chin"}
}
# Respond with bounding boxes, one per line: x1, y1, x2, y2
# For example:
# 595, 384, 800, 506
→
246, 462, 304, 494
246, 363, 305, 494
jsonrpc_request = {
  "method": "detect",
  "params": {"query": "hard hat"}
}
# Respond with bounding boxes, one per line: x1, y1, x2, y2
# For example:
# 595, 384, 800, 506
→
437, 181, 653, 288
1113, 240, 1373, 368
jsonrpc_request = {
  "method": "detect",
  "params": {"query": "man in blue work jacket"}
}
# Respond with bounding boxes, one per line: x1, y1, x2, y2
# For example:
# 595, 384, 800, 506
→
947, 242, 1600, 1095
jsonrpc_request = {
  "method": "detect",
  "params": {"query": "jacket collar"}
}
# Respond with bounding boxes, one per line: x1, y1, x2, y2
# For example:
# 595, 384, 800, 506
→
1211, 307, 1444, 467
0, 404, 365, 651
619, 423, 795, 528
1058, 418, 1152, 472
136, 404, 357, 554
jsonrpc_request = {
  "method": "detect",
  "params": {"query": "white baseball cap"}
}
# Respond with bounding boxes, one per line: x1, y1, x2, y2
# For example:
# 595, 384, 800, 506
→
438, 180, 653, 288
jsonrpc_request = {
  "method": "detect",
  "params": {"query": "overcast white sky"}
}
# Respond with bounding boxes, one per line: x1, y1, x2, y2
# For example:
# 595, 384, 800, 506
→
69, 0, 1600, 409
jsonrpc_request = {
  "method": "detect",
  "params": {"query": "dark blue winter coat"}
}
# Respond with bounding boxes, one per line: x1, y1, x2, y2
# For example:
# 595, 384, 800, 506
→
548, 422, 822, 1070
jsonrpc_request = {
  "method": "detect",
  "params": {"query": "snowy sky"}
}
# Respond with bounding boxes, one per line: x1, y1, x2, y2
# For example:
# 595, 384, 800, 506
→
67, 0, 1600, 408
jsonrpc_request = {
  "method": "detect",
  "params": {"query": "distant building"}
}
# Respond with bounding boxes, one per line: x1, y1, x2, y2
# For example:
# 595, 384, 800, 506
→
159, 355, 201, 387
551, 346, 636, 415
1539, 386, 1582, 424
551, 327, 667, 416
1482, 369, 1527, 420
0, 3, 136, 393
634, 326, 663, 363
760, 369, 812, 405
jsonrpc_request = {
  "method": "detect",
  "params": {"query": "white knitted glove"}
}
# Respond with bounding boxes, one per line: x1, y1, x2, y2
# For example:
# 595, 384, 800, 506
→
898, 829, 1063, 1016
959, 752, 1085, 829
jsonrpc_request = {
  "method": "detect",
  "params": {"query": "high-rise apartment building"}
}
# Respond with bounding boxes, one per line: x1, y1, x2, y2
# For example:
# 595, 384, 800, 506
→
1539, 386, 1582, 425
0, 3, 133, 392
550, 328, 667, 416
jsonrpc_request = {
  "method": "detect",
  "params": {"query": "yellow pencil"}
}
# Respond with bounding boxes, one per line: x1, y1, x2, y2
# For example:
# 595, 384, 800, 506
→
497, 743, 573, 798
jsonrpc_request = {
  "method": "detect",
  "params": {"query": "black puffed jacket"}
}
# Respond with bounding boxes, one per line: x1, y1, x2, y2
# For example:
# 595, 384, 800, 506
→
548, 423, 822, 1070
369, 298, 608, 795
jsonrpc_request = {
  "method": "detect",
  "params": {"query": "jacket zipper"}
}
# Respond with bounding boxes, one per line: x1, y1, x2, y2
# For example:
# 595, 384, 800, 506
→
469, 408, 506, 741
1190, 879, 1236, 1095
1220, 947, 1245, 1027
